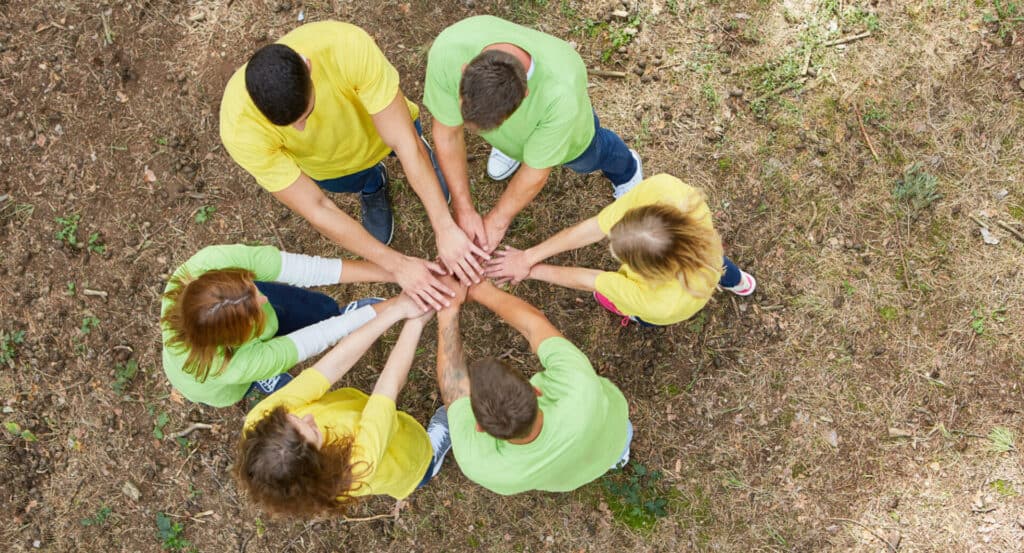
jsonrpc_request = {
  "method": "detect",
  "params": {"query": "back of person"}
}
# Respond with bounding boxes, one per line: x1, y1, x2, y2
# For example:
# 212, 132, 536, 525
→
449, 337, 628, 495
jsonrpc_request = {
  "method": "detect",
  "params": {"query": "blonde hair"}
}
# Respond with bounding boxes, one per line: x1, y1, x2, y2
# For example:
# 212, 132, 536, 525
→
608, 198, 724, 299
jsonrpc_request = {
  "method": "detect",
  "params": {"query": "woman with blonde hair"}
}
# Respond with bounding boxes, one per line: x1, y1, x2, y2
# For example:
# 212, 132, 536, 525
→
161, 244, 395, 406
484, 174, 755, 326
235, 294, 450, 516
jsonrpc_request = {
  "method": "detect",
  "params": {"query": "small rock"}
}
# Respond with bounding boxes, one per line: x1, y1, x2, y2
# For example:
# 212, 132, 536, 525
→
720, 66, 731, 75
729, 88, 743, 97
611, 9, 629, 18
992, 189, 1009, 200
632, 65, 644, 76
122, 481, 141, 501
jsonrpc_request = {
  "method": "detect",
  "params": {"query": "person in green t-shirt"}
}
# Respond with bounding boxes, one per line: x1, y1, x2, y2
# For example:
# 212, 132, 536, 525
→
434, 277, 632, 495
424, 15, 644, 255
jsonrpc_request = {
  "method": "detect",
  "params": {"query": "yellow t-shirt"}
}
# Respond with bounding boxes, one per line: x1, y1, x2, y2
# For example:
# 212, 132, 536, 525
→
594, 174, 723, 326
219, 21, 419, 192
243, 370, 432, 500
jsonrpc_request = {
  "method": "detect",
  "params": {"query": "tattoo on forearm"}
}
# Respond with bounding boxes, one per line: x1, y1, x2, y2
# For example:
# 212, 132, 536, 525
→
438, 319, 471, 404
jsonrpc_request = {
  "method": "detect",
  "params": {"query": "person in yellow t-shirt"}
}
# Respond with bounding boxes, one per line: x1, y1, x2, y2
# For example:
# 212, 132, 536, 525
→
220, 22, 489, 312
235, 294, 452, 516
483, 174, 756, 326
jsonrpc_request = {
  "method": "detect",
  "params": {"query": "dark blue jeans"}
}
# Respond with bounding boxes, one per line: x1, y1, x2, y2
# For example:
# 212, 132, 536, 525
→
563, 112, 637, 186
313, 120, 448, 195
253, 282, 341, 336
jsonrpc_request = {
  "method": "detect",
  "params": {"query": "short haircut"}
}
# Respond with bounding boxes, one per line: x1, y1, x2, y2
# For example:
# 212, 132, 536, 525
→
468, 358, 537, 440
459, 49, 528, 131
244, 44, 312, 126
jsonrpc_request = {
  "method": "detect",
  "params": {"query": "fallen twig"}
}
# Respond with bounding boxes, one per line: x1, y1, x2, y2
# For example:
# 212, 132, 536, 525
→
831, 518, 898, 553
996, 220, 1024, 244
967, 215, 989, 229
168, 422, 212, 440
341, 512, 399, 523
824, 31, 872, 47
751, 77, 807, 104
854, 107, 880, 162
82, 288, 108, 299
588, 69, 627, 78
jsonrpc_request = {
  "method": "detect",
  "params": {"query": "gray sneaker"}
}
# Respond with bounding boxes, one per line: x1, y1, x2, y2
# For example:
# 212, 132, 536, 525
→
426, 405, 452, 478
359, 164, 394, 245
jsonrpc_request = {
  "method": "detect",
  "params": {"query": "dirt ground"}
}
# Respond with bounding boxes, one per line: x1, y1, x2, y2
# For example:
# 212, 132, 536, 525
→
1, 0, 1023, 551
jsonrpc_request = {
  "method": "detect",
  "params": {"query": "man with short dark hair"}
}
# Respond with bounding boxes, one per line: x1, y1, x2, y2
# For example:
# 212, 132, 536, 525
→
424, 15, 644, 254
221, 22, 489, 310
435, 278, 631, 495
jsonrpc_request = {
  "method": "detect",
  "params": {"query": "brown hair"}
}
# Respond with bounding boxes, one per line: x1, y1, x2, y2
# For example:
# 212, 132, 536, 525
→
460, 49, 528, 131
468, 358, 537, 440
608, 201, 724, 299
162, 268, 266, 382
234, 406, 366, 516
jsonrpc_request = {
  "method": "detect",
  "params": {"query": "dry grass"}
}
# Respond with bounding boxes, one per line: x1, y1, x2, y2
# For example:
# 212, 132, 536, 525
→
1, 0, 1023, 552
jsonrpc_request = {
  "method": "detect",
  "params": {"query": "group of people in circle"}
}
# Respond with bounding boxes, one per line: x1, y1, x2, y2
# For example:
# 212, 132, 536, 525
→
160, 15, 755, 515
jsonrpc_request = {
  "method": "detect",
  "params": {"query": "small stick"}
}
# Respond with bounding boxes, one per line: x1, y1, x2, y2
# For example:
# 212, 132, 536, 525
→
996, 220, 1024, 243
342, 513, 398, 523
800, 47, 812, 76
967, 215, 989, 229
824, 31, 872, 47
82, 288, 108, 298
831, 518, 898, 553
589, 69, 627, 78
168, 422, 212, 440
751, 77, 806, 105
854, 107, 880, 162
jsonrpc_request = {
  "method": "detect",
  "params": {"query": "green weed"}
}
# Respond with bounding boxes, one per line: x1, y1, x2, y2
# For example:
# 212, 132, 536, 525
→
80, 316, 100, 335
3, 421, 38, 442
687, 311, 708, 333
988, 426, 1016, 453
602, 464, 671, 531
878, 306, 899, 322
971, 307, 1007, 335
983, 0, 1023, 38
55, 214, 82, 247
1, 329, 26, 366
112, 359, 139, 396
87, 232, 106, 254
156, 512, 195, 552
990, 479, 1018, 497
153, 412, 170, 440
893, 163, 941, 216
81, 505, 113, 527
66, 281, 77, 296
194, 205, 216, 224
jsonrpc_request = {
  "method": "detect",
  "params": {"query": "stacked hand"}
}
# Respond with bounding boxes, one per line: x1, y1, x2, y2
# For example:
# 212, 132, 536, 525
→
436, 221, 490, 286
483, 246, 533, 285
393, 255, 454, 312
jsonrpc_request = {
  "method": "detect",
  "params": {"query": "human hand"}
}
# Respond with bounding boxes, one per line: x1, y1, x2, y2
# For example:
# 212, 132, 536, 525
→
436, 223, 490, 286
393, 255, 454, 311
437, 274, 468, 307
482, 213, 510, 254
454, 206, 489, 252
484, 246, 533, 285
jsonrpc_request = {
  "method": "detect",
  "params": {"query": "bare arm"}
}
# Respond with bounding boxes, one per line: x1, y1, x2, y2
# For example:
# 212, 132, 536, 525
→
484, 217, 604, 283
467, 280, 562, 353
272, 173, 452, 311
433, 118, 488, 252
371, 316, 430, 401
436, 308, 471, 407
309, 295, 419, 385
482, 164, 552, 252
338, 259, 394, 284
527, 264, 602, 292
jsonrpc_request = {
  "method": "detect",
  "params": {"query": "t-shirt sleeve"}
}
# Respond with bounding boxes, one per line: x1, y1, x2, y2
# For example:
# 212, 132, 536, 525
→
520, 95, 584, 169
535, 337, 596, 399
222, 336, 300, 384
594, 271, 649, 319
339, 26, 402, 115
176, 244, 283, 282
349, 394, 399, 480
220, 115, 302, 193
423, 37, 463, 127
243, 369, 329, 429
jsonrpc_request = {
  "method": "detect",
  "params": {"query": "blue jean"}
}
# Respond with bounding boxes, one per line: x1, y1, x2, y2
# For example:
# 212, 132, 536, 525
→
563, 112, 637, 186
313, 120, 448, 195
253, 282, 341, 336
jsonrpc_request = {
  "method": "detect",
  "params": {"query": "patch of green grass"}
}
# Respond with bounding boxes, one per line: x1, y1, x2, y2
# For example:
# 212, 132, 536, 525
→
862, 100, 891, 132
893, 163, 941, 217
602, 464, 671, 531
80, 316, 100, 335
55, 214, 82, 247
988, 426, 1016, 453
990, 479, 1018, 497
3, 421, 38, 442
701, 83, 720, 107
1009, 204, 1024, 221
970, 306, 1007, 335
81, 505, 113, 527
112, 359, 139, 396
878, 305, 899, 322
1, 329, 26, 366
156, 512, 195, 552
983, 0, 1023, 38
194, 205, 216, 224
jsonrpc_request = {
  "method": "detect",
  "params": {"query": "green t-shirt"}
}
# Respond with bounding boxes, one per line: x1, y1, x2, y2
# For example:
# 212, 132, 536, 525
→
449, 337, 629, 495
424, 15, 595, 169
161, 245, 299, 407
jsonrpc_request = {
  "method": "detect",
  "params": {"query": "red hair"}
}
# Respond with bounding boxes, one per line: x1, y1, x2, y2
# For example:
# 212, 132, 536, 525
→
162, 268, 266, 382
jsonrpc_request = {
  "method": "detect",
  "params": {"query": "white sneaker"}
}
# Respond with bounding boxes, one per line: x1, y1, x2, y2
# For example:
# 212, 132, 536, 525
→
722, 271, 756, 296
425, 406, 452, 478
612, 149, 643, 199
487, 147, 520, 180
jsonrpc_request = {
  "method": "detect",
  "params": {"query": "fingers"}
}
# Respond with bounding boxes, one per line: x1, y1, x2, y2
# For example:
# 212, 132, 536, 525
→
424, 259, 448, 277
466, 241, 491, 261
405, 289, 431, 313
425, 276, 454, 306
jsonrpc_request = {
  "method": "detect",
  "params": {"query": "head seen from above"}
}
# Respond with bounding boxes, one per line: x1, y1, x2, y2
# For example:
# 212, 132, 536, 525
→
244, 43, 314, 128
234, 406, 364, 516
460, 49, 527, 132
468, 358, 538, 440
162, 268, 266, 382
608, 202, 724, 298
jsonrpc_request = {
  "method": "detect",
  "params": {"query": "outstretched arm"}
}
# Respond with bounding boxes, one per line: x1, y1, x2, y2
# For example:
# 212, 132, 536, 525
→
468, 280, 562, 353
482, 164, 552, 252
484, 216, 604, 284
309, 295, 421, 385
526, 264, 602, 292
371, 313, 433, 401
436, 307, 471, 407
